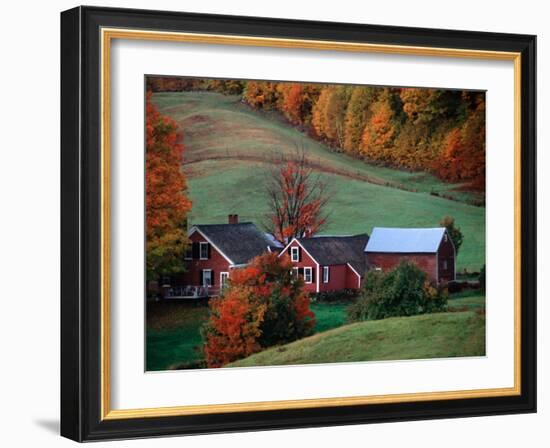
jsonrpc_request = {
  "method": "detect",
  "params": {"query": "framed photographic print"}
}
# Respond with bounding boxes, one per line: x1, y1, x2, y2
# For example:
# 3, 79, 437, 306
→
60, 6, 536, 442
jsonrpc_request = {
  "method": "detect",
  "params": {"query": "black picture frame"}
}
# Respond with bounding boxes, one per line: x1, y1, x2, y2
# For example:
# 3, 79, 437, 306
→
61, 5, 536, 442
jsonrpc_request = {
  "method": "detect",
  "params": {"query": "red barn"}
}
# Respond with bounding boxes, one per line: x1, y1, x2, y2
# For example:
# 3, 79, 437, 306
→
165, 215, 279, 298
278, 234, 369, 294
364, 227, 455, 284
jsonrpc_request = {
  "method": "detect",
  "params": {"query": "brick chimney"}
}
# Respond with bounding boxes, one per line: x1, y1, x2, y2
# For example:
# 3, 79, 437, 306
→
228, 214, 239, 224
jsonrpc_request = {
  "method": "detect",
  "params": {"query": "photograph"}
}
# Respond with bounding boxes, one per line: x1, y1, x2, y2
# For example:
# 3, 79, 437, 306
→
145, 76, 487, 371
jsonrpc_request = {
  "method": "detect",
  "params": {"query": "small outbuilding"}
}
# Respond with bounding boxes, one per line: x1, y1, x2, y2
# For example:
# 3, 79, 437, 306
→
364, 227, 455, 284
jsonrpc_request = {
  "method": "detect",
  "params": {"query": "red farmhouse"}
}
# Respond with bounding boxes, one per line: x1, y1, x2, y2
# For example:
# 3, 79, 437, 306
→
166, 215, 280, 298
278, 234, 369, 294
364, 227, 455, 284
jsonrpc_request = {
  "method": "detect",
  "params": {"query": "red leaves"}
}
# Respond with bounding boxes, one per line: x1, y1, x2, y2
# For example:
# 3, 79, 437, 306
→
203, 253, 315, 367
145, 92, 193, 280
265, 152, 329, 246
432, 101, 486, 189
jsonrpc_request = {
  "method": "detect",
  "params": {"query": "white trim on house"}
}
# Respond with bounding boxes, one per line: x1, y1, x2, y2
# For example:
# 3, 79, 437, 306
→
278, 238, 320, 293
346, 263, 362, 289
279, 239, 320, 267
290, 246, 300, 262
199, 241, 209, 260
202, 269, 212, 287
316, 265, 320, 293
323, 266, 330, 283
188, 226, 235, 265
304, 267, 313, 284
220, 271, 229, 289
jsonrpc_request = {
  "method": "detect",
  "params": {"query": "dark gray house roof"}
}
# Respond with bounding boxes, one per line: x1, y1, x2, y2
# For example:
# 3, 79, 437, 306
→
365, 227, 447, 253
190, 222, 276, 265
296, 234, 369, 276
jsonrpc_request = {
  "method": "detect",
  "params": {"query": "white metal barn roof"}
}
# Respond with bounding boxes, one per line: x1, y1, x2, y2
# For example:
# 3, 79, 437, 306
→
365, 227, 447, 254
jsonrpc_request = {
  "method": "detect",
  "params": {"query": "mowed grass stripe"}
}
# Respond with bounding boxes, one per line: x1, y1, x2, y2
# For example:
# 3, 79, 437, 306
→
152, 91, 484, 200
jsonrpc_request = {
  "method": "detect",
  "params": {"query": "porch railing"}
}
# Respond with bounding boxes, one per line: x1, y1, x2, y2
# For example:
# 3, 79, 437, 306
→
164, 285, 221, 299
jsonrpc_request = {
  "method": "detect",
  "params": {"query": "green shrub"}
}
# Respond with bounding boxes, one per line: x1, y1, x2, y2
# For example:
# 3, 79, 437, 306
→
348, 262, 447, 322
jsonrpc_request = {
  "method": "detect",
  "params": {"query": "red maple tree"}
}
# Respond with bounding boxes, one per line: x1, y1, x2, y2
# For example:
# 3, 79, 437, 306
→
203, 252, 315, 367
264, 151, 330, 246
145, 91, 192, 281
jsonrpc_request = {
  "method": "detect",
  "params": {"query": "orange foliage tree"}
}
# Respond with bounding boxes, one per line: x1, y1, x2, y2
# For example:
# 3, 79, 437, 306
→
203, 252, 315, 367
242, 81, 279, 110
343, 86, 377, 153
433, 100, 486, 189
146, 92, 192, 281
359, 98, 397, 162
264, 150, 330, 245
148, 75, 487, 193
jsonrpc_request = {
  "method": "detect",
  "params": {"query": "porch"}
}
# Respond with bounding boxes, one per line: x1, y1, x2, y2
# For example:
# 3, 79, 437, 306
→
163, 285, 221, 300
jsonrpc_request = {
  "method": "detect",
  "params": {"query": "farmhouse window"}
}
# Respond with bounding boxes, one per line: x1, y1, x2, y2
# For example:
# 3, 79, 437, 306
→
323, 266, 330, 283
443, 260, 448, 270
291, 246, 300, 262
444, 233, 448, 242
199, 242, 209, 260
184, 247, 193, 260
220, 272, 229, 289
304, 267, 313, 284
202, 269, 212, 287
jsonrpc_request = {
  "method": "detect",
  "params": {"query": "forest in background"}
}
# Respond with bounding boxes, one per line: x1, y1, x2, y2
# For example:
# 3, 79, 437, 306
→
147, 77, 486, 192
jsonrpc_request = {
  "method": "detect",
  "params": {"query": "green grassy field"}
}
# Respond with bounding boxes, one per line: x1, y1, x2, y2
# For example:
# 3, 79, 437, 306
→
146, 302, 210, 371
152, 91, 485, 272
146, 301, 349, 371
448, 291, 486, 311
228, 310, 486, 368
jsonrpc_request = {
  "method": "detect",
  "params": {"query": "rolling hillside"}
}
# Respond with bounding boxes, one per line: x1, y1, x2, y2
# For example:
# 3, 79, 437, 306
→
152, 91, 485, 271
227, 310, 486, 368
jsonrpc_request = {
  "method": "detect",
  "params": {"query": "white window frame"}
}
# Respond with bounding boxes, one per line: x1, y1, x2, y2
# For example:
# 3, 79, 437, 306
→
323, 266, 330, 283
199, 242, 209, 260
443, 260, 448, 270
220, 271, 229, 289
292, 267, 299, 277
202, 269, 212, 287
290, 246, 300, 262
304, 267, 313, 284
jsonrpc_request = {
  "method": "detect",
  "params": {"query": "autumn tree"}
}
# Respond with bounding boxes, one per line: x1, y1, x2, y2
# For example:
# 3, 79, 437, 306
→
432, 99, 485, 189
311, 86, 331, 139
264, 149, 330, 245
207, 79, 245, 95
440, 216, 464, 255
276, 83, 322, 126
203, 252, 315, 367
343, 86, 377, 153
242, 81, 279, 110
311, 86, 352, 148
359, 96, 397, 162
146, 92, 192, 282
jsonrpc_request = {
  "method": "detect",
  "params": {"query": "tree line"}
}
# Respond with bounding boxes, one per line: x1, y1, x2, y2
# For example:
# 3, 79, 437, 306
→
147, 77, 486, 190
